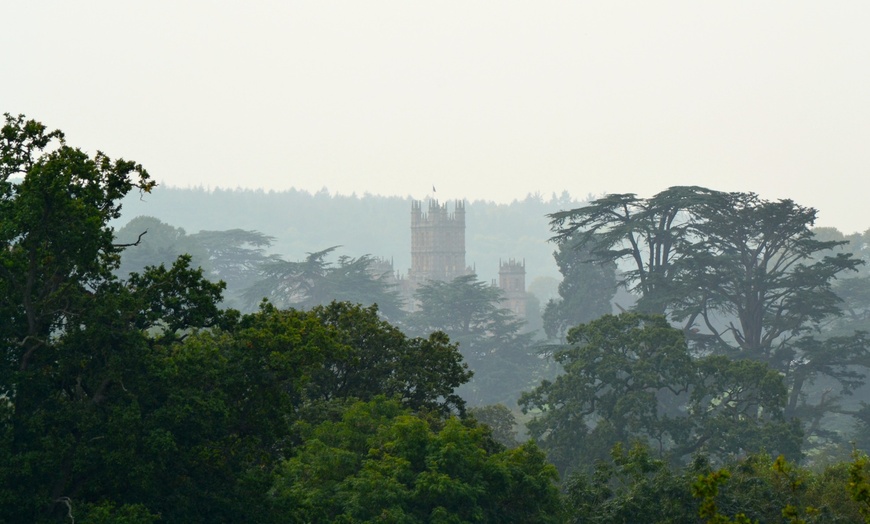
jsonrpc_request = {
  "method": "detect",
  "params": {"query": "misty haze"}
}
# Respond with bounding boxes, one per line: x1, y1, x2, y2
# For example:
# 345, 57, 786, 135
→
5, 2, 870, 521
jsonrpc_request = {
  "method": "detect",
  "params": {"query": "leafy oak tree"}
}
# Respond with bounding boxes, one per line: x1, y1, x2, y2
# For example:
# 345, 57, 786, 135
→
0, 114, 228, 521
301, 301, 472, 416
271, 397, 563, 523
520, 314, 800, 476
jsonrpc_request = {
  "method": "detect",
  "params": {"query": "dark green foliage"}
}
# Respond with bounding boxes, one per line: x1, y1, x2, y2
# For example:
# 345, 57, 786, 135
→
245, 246, 406, 321
407, 274, 544, 406
0, 113, 154, 372
302, 301, 472, 416
694, 454, 865, 523
520, 314, 800, 475
0, 114, 478, 522
77, 501, 160, 524
550, 187, 869, 451
121, 305, 334, 522
848, 450, 870, 522
564, 443, 865, 524
565, 443, 700, 524
692, 469, 757, 524
469, 404, 520, 448
0, 114, 278, 522
542, 236, 617, 341
271, 397, 563, 523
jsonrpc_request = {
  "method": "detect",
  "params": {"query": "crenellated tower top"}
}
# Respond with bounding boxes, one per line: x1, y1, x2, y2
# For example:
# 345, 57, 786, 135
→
498, 258, 526, 317
408, 199, 469, 284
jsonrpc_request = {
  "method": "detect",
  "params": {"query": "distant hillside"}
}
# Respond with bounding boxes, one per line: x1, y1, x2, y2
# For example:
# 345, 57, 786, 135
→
115, 186, 591, 284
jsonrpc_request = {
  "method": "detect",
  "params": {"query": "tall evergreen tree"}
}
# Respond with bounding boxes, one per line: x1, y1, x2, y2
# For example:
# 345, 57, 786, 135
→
407, 275, 543, 406
542, 236, 617, 341
549, 187, 868, 446
244, 246, 405, 321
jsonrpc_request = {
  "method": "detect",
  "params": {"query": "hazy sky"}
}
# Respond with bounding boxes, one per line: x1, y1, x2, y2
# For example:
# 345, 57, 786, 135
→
3, 2, 869, 233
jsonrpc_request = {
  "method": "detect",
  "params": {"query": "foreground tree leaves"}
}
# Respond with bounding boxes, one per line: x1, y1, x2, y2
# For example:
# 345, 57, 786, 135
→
0, 114, 154, 373
272, 397, 563, 523
305, 301, 471, 416
566, 443, 866, 524
0, 114, 478, 522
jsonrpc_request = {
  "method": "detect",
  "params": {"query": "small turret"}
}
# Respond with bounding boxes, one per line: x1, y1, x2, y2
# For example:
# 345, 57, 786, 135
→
498, 258, 526, 318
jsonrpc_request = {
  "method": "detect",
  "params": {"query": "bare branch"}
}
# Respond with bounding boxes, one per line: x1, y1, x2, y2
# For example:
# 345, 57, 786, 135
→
113, 229, 148, 248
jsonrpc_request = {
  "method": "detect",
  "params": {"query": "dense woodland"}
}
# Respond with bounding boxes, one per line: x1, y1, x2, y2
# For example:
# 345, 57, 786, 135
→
114, 181, 588, 287
6, 113, 870, 522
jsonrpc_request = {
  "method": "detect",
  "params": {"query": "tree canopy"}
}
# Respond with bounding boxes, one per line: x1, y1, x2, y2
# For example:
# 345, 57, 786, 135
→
116, 215, 279, 310
244, 246, 405, 320
9, 113, 870, 522
549, 187, 868, 449
520, 314, 801, 475
406, 274, 545, 406
271, 397, 563, 523
0, 114, 481, 522
0, 113, 229, 521
542, 236, 618, 341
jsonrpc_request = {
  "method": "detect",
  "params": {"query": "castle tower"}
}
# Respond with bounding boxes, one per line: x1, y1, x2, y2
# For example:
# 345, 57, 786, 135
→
498, 258, 526, 318
408, 200, 469, 284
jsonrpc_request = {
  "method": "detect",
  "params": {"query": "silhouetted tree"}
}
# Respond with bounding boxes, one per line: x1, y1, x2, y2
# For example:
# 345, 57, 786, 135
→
244, 246, 405, 320
542, 236, 617, 341
550, 187, 867, 447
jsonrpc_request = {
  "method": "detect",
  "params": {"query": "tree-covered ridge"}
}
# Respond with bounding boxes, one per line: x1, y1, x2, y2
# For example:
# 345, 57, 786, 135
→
10, 113, 870, 522
115, 184, 588, 285
550, 187, 870, 455
0, 114, 562, 522
521, 314, 801, 477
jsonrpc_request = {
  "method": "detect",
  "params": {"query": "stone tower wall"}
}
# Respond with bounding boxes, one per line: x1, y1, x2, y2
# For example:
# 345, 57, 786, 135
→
498, 258, 526, 318
409, 200, 467, 283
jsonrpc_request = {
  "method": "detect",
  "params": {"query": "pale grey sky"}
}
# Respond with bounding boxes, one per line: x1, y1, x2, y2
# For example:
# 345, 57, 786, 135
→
3, 2, 869, 233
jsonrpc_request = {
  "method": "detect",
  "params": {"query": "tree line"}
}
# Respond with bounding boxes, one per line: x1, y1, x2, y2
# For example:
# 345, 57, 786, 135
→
5, 113, 870, 522
0, 114, 562, 522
